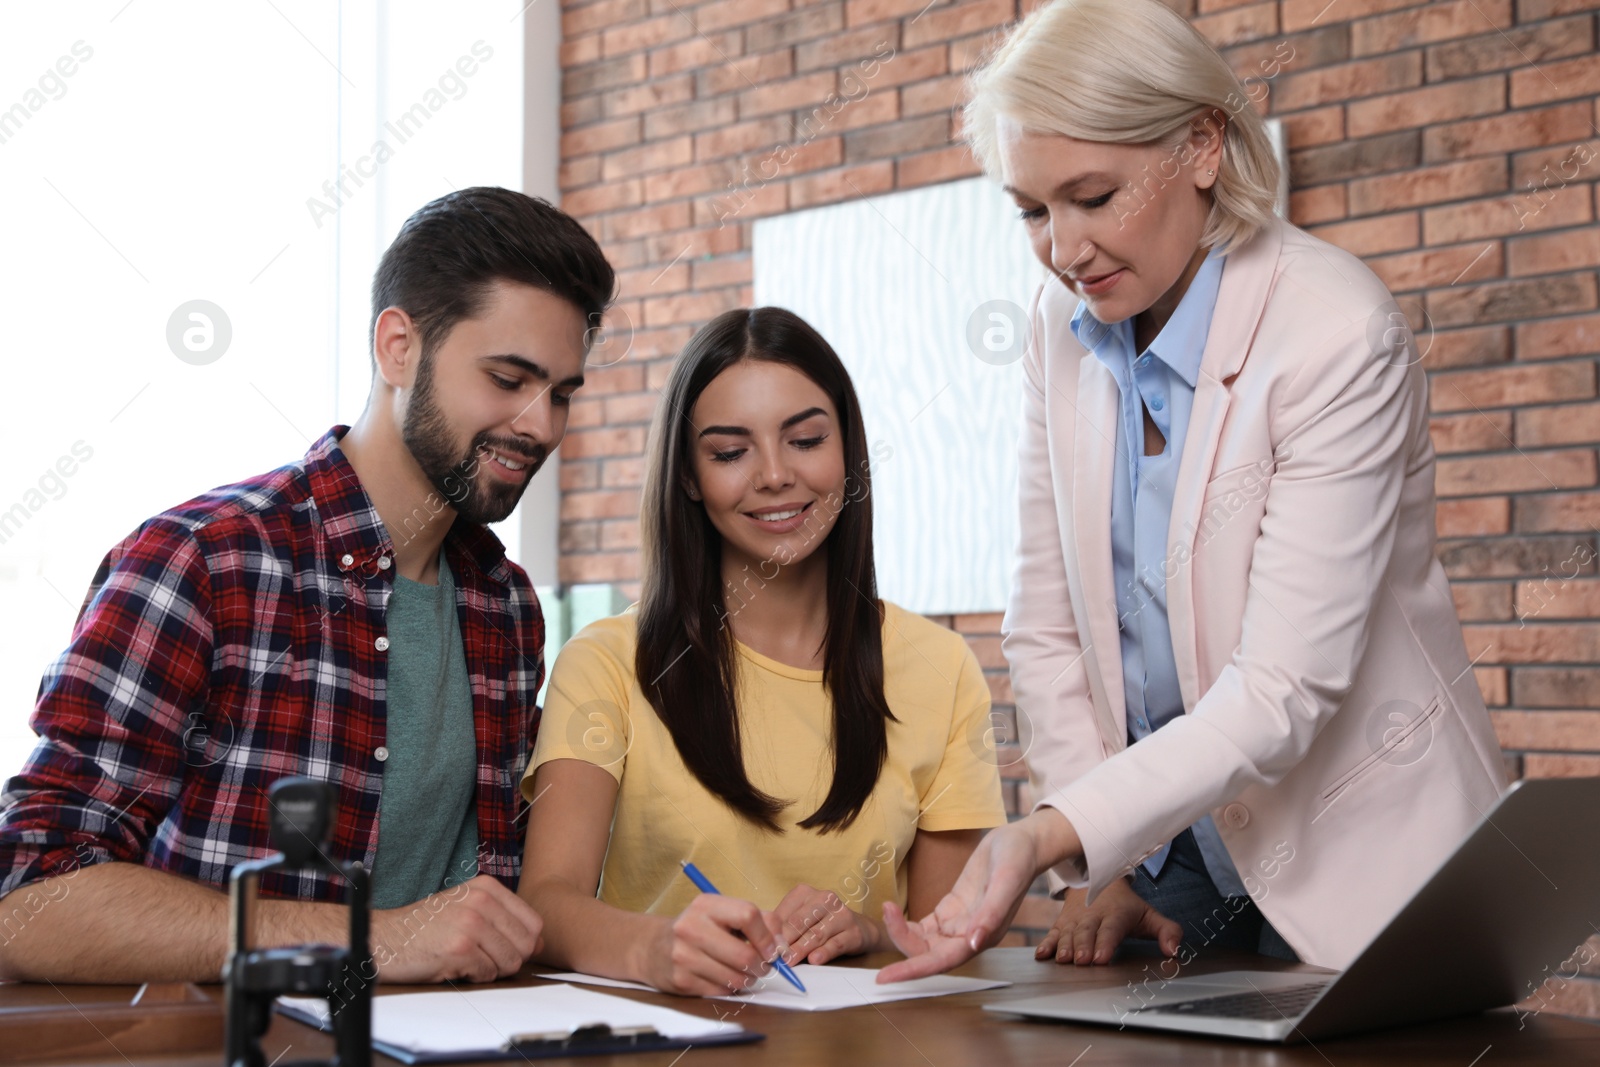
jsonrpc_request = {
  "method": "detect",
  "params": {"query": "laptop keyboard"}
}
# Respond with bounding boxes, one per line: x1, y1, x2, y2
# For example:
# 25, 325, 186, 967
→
1140, 981, 1329, 1021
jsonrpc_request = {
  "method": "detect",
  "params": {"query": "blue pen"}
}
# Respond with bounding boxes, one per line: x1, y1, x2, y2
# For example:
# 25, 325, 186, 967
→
679, 860, 807, 994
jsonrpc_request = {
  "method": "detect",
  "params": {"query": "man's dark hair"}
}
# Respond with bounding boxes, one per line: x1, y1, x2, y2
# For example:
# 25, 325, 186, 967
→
370, 186, 615, 362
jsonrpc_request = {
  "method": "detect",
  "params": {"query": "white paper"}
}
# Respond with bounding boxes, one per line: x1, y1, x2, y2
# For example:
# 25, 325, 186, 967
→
540, 965, 1009, 1012
279, 983, 744, 1054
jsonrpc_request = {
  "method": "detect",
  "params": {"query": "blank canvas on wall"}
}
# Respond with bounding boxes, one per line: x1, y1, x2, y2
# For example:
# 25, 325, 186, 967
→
753, 176, 1043, 616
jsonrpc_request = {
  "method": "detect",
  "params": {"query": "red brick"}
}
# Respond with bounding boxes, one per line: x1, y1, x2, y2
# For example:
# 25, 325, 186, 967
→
1511, 54, 1600, 109
627, 325, 694, 360
562, 178, 644, 218
566, 394, 605, 430
953, 612, 1005, 634
645, 226, 742, 262
601, 457, 646, 489
601, 75, 693, 119
898, 143, 982, 188
1438, 495, 1512, 536
1516, 576, 1600, 620
1350, 158, 1509, 215
562, 96, 603, 128
867, 44, 950, 87
1421, 326, 1511, 371
647, 31, 743, 78
1280, 106, 1345, 149
789, 160, 895, 208
1517, 401, 1600, 448
601, 12, 693, 57
797, 26, 900, 72
1453, 580, 1514, 620
1281, 0, 1420, 33
695, 179, 788, 227
565, 54, 647, 98
1289, 184, 1347, 226
1346, 76, 1506, 139
1350, 0, 1511, 56
561, 426, 648, 460
964, 635, 1006, 670
986, 671, 1014, 705
745, 4, 846, 52
560, 460, 600, 493
1519, 491, 1600, 532
602, 392, 661, 426
644, 162, 737, 202
602, 202, 691, 242
1426, 16, 1594, 81
1492, 710, 1600, 750
616, 261, 686, 299
691, 255, 752, 289
564, 0, 649, 38
560, 520, 600, 554
1275, 53, 1422, 112
561, 156, 603, 189
1432, 363, 1598, 412
692, 0, 789, 33
1477, 667, 1509, 705
575, 363, 646, 396
695, 116, 792, 161
1524, 754, 1600, 778
601, 136, 693, 181
1191, 1, 1278, 47
903, 0, 1016, 49
1508, 228, 1600, 277
845, 0, 934, 28
1423, 185, 1592, 244
809, 89, 901, 134
1306, 212, 1420, 256
1436, 449, 1597, 496
560, 552, 641, 584
1290, 132, 1421, 185
599, 519, 642, 551
641, 287, 745, 327
738, 71, 840, 118
1513, 667, 1600, 708
1519, 0, 1600, 16
1368, 240, 1503, 292
563, 33, 602, 67
1429, 410, 1514, 453
697, 50, 795, 99
1428, 273, 1598, 327
950, 28, 1008, 74
844, 114, 950, 162
1423, 101, 1594, 162
644, 98, 739, 142
1440, 536, 1599, 579
1465, 622, 1600, 663
1511, 141, 1600, 191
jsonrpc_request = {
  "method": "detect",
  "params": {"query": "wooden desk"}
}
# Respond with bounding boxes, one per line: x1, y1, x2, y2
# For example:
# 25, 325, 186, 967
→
10, 946, 1599, 1066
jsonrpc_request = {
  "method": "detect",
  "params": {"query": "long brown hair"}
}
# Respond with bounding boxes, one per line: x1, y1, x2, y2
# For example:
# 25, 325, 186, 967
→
635, 308, 892, 833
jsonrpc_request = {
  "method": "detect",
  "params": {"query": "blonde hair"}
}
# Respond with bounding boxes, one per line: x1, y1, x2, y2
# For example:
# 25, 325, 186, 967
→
964, 0, 1281, 253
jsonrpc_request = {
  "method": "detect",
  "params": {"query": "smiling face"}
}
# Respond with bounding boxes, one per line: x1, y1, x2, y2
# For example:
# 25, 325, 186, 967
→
686, 359, 848, 579
998, 114, 1223, 338
399, 279, 588, 525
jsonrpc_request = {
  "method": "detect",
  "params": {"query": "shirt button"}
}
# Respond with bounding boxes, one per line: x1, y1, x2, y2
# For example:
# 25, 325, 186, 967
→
340, 553, 354, 568
374, 746, 389, 762
1223, 803, 1251, 830
1150, 395, 1166, 412
374, 636, 390, 652
376, 555, 392, 570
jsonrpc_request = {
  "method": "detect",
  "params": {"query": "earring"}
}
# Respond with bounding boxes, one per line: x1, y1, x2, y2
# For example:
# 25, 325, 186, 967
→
686, 486, 701, 501
1208, 168, 1215, 175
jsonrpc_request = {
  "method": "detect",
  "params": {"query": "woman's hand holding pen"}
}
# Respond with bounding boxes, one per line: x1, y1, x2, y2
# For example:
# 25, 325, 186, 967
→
877, 808, 1082, 983
636, 894, 789, 997
774, 884, 887, 965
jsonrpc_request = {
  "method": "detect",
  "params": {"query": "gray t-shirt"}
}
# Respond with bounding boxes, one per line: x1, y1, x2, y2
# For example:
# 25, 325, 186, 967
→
369, 551, 479, 909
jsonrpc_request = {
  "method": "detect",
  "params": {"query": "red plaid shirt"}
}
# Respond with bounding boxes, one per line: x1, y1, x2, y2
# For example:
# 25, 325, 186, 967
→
0, 428, 543, 902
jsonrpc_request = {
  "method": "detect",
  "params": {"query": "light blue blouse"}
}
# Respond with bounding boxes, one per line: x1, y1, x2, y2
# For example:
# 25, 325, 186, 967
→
1069, 248, 1247, 898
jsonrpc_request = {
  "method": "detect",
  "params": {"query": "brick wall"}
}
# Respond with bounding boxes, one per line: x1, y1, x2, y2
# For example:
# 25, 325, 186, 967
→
555, 0, 1600, 1013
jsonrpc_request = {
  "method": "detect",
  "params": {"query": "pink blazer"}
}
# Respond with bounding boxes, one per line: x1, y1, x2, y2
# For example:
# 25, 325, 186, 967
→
1007, 217, 1507, 969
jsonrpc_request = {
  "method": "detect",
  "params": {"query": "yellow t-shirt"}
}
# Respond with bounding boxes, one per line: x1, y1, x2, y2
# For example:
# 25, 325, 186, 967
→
524, 602, 1005, 922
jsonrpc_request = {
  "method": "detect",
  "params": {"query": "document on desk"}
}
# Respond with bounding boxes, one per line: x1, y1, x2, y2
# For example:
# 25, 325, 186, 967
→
277, 983, 756, 1062
541, 965, 1009, 1012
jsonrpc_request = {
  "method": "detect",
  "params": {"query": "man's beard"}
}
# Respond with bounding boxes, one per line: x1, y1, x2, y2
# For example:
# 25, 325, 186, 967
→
401, 355, 548, 526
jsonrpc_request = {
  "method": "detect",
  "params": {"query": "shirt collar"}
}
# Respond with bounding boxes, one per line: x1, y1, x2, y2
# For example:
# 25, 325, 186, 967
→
304, 426, 512, 587
1070, 246, 1227, 389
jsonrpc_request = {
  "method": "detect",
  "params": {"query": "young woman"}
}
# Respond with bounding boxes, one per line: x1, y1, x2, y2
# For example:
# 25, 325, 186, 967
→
879, 0, 1505, 984
518, 307, 1005, 996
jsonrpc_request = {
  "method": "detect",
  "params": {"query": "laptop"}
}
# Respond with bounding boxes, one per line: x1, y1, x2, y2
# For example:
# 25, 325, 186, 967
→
984, 776, 1600, 1042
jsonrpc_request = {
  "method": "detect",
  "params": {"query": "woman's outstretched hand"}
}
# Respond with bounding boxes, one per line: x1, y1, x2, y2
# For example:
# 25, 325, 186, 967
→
876, 808, 1081, 983
1036, 878, 1182, 964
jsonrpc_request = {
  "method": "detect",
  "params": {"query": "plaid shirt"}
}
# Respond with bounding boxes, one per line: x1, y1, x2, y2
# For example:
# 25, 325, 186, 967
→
0, 428, 543, 902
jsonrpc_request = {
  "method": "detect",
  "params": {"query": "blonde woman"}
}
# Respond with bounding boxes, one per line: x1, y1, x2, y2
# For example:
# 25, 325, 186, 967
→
881, 0, 1505, 982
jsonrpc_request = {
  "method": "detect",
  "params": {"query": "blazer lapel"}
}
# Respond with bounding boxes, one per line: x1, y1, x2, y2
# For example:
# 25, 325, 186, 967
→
1071, 354, 1127, 746
1167, 221, 1286, 710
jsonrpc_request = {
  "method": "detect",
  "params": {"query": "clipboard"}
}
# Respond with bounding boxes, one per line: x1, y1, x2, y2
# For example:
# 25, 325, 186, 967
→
276, 984, 763, 1063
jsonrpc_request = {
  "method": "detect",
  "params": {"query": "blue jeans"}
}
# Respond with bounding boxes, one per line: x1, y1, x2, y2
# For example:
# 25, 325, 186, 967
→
1127, 828, 1299, 962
